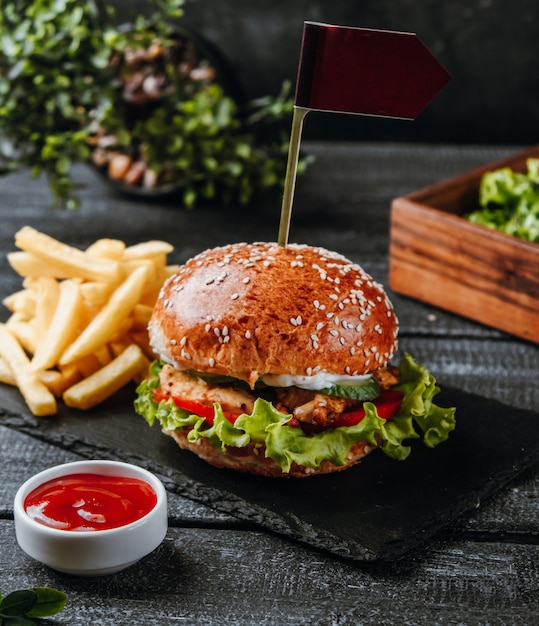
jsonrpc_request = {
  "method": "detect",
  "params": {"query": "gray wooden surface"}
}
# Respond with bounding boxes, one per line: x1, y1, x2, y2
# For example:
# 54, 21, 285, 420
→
1, 142, 538, 625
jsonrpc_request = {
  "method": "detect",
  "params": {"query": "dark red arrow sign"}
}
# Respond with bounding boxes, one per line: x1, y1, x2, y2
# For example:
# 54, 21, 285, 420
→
278, 22, 451, 246
295, 22, 450, 119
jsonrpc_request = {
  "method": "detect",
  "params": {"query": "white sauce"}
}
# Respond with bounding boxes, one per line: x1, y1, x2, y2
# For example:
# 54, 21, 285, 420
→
260, 371, 371, 390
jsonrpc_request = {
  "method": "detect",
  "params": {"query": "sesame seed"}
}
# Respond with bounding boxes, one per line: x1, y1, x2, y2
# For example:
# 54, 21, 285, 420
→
245, 330, 251, 339
313, 300, 320, 309
222, 326, 229, 336
329, 294, 339, 301
350, 346, 355, 355
329, 329, 339, 337
339, 337, 345, 345
180, 337, 187, 346
209, 357, 215, 367
243, 277, 250, 284
223, 336, 230, 343
306, 367, 313, 375
316, 322, 324, 331
205, 323, 211, 332
170, 339, 177, 345
205, 278, 215, 285
214, 328, 221, 337
231, 293, 240, 300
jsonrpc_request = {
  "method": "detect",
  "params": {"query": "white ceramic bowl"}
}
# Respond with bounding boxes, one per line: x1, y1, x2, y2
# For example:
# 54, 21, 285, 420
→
14, 460, 168, 576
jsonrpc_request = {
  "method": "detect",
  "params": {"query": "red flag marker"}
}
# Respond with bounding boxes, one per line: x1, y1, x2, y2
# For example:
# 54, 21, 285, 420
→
278, 21, 450, 246
295, 22, 450, 119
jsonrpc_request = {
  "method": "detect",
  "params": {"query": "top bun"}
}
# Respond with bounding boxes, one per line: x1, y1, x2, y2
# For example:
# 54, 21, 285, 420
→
149, 242, 399, 387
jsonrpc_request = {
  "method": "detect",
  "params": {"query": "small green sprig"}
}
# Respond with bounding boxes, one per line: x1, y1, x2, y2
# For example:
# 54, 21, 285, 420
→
0, 587, 68, 625
0, 0, 310, 209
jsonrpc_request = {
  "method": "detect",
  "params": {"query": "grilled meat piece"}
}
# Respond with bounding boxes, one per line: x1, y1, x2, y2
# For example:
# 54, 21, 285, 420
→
275, 387, 353, 427
159, 364, 256, 414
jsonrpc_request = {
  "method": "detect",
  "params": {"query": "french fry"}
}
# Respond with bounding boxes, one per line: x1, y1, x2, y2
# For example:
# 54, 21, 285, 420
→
121, 258, 158, 288
63, 344, 147, 410
110, 341, 151, 383
15, 226, 121, 282
38, 363, 81, 397
3, 289, 36, 320
0, 357, 16, 386
60, 264, 148, 365
6, 317, 38, 354
30, 279, 82, 372
79, 281, 115, 308
32, 277, 60, 346
86, 238, 126, 260
70, 353, 103, 379
0, 324, 57, 416
1, 227, 176, 416
132, 303, 154, 329
7, 251, 74, 279
122, 240, 173, 260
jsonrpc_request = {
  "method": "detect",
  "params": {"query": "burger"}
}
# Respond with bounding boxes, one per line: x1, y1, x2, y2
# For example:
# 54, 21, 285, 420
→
134, 242, 455, 477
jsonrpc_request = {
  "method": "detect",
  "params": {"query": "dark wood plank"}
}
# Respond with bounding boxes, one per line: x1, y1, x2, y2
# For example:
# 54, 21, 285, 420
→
2, 519, 539, 625
1, 142, 538, 621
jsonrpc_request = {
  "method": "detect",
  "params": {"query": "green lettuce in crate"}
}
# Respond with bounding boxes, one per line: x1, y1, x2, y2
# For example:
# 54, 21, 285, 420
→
466, 158, 539, 243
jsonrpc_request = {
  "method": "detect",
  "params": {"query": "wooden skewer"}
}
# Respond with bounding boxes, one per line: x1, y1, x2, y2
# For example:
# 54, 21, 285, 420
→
277, 106, 309, 247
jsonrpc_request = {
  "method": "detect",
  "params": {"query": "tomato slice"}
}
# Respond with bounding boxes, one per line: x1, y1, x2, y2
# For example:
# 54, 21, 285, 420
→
331, 390, 404, 428
153, 388, 404, 430
153, 389, 237, 425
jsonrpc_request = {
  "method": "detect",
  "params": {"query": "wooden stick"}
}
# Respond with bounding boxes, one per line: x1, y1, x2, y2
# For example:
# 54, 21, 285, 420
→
277, 107, 309, 247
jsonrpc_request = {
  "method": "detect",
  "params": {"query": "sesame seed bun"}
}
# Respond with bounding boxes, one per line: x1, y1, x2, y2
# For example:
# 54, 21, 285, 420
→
149, 242, 399, 386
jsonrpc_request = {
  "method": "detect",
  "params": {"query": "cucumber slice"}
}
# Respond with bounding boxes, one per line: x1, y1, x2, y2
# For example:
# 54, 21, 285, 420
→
318, 378, 380, 401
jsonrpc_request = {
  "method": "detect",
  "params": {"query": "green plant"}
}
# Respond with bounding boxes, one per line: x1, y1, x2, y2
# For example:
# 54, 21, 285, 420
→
0, 586, 67, 625
0, 0, 310, 208
0, 0, 114, 207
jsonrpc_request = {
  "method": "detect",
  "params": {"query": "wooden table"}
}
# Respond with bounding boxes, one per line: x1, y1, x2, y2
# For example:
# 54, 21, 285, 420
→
1, 142, 538, 625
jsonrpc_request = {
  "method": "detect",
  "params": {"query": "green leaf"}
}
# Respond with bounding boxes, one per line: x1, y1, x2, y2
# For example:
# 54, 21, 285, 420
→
0, 590, 36, 617
26, 588, 68, 618
135, 355, 456, 473
466, 158, 539, 243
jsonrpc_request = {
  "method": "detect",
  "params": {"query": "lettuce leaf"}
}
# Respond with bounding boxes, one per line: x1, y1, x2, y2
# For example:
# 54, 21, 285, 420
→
465, 158, 539, 243
134, 353, 456, 473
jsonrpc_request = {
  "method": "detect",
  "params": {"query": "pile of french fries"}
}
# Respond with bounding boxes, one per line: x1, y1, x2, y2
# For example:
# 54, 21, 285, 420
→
0, 226, 177, 416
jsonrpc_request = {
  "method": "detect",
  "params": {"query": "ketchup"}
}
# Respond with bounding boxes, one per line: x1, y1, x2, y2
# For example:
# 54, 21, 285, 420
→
24, 473, 157, 531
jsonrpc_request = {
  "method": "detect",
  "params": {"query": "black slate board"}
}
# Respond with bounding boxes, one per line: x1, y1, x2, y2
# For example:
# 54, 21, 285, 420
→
2, 384, 539, 561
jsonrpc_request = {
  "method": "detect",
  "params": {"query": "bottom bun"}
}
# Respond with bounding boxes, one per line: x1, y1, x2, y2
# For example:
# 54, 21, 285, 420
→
165, 428, 374, 478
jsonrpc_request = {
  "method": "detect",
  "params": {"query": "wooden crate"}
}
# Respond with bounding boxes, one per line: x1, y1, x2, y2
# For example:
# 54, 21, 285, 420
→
389, 145, 539, 344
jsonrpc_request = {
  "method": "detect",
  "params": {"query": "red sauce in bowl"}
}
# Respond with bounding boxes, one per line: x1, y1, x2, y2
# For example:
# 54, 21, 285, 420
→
24, 473, 158, 531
